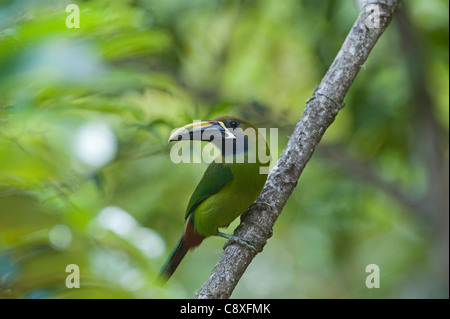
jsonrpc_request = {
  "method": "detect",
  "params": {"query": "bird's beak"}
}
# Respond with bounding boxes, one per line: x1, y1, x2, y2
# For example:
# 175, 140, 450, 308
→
168, 121, 236, 143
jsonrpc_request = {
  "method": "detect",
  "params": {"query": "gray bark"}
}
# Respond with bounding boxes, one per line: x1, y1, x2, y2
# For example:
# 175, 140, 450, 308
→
196, 0, 402, 299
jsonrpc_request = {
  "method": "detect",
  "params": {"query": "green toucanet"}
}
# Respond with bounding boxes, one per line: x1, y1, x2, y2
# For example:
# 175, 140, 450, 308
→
158, 116, 270, 282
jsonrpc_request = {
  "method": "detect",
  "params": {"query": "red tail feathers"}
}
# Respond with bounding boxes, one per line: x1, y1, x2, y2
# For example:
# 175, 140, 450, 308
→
158, 217, 205, 283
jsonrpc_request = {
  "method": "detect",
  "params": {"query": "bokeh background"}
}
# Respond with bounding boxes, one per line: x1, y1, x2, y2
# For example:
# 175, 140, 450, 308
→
0, 0, 448, 299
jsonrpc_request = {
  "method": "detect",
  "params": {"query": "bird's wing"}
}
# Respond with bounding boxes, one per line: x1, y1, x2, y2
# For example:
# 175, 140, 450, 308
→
185, 162, 233, 220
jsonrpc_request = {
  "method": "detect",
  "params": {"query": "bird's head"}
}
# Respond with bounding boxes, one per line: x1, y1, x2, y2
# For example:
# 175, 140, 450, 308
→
168, 116, 256, 143
168, 116, 269, 162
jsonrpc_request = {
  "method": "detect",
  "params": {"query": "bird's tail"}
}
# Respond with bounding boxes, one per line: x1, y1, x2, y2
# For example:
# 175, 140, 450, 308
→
158, 217, 205, 283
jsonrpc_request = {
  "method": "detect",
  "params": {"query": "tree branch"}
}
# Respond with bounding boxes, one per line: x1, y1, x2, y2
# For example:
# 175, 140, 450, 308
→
196, 0, 402, 299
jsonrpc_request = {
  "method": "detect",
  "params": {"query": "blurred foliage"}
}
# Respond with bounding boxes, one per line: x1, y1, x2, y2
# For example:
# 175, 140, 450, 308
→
0, 0, 448, 299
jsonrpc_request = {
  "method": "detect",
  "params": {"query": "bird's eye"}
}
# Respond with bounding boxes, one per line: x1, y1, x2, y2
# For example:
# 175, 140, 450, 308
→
229, 120, 238, 128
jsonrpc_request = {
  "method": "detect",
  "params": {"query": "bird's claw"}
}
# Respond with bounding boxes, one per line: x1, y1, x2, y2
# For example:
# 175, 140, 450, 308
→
216, 232, 257, 252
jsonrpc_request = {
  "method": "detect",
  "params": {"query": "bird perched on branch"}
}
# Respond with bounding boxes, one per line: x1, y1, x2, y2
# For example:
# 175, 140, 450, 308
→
158, 116, 270, 282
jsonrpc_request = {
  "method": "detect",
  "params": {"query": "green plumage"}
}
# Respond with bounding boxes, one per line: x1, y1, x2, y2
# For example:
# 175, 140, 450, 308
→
158, 116, 270, 282
190, 155, 266, 236
185, 162, 233, 221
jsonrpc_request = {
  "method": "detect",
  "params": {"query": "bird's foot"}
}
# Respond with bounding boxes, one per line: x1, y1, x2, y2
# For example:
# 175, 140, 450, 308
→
216, 232, 257, 252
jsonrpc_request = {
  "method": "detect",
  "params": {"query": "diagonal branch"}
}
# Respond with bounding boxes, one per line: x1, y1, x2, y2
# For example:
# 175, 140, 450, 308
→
196, 0, 402, 299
